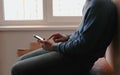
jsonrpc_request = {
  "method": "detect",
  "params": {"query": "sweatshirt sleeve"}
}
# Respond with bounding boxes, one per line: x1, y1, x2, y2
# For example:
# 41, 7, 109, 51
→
53, 7, 97, 55
53, 34, 86, 55
53, 3, 115, 56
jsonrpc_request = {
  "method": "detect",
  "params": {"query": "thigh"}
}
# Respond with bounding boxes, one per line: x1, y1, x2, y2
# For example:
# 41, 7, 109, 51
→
12, 51, 91, 75
18, 48, 49, 61
12, 51, 65, 75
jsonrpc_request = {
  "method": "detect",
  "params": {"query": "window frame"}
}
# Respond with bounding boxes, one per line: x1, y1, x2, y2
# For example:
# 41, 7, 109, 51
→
47, 0, 82, 23
0, 0, 83, 26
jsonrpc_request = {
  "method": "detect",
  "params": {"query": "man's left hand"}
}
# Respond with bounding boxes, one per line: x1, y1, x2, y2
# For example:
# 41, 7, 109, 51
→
38, 40, 54, 51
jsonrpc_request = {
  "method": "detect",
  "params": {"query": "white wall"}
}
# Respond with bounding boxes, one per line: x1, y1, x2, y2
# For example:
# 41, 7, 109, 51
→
0, 30, 74, 75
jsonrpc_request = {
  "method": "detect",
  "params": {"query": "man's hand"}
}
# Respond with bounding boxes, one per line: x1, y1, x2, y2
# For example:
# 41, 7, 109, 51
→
37, 33, 69, 51
47, 33, 69, 43
38, 40, 54, 51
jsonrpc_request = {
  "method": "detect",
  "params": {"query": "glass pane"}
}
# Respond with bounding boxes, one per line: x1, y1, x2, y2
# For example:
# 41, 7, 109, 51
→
53, 0, 85, 16
4, 0, 43, 20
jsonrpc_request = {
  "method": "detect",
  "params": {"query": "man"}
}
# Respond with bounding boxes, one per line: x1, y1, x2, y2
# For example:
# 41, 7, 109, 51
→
11, 0, 117, 75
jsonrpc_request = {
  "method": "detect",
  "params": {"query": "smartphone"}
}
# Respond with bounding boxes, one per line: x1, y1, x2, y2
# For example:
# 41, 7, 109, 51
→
34, 35, 44, 41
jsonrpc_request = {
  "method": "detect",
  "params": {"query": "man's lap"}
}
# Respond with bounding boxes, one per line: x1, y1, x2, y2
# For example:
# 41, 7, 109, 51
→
11, 49, 91, 75
18, 48, 49, 61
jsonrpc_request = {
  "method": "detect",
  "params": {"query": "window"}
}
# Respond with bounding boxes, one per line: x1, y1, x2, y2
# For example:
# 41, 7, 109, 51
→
4, 0, 43, 20
53, 0, 84, 16
47, 0, 85, 23
0, 0, 85, 26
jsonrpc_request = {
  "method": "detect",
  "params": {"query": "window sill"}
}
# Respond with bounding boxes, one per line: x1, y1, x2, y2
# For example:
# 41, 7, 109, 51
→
0, 25, 78, 31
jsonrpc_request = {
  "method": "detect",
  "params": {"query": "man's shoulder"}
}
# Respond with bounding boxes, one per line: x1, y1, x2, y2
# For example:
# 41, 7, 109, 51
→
92, 0, 115, 7
89, 0, 116, 12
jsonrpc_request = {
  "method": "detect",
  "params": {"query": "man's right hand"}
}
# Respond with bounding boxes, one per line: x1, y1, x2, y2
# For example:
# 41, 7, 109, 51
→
47, 33, 69, 43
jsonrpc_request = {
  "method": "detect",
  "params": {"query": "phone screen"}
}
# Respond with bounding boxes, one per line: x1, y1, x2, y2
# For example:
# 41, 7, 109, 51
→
34, 35, 43, 40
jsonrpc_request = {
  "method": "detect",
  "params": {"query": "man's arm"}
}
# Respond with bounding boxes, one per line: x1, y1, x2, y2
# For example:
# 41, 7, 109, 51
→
53, 4, 112, 56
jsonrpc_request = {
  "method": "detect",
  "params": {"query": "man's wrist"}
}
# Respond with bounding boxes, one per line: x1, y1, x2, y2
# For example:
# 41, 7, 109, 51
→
52, 43, 60, 51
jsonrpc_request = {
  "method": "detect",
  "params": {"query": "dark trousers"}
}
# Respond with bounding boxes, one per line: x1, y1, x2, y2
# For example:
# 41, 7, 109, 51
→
11, 48, 91, 75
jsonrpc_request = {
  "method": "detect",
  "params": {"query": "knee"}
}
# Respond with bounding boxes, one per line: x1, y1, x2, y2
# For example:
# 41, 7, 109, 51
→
11, 63, 23, 75
11, 64, 18, 75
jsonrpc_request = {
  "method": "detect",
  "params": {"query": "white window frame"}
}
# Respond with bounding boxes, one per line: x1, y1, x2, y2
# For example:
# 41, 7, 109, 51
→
0, 0, 83, 27
47, 0, 82, 23
0, 0, 47, 26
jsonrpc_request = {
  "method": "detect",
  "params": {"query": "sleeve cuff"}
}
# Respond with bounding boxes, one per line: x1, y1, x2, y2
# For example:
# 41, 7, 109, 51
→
53, 43, 61, 52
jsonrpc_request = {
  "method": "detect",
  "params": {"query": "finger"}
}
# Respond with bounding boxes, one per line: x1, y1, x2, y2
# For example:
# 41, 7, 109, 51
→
47, 34, 55, 40
54, 38, 63, 43
38, 40, 46, 43
43, 38, 45, 40
47, 33, 60, 40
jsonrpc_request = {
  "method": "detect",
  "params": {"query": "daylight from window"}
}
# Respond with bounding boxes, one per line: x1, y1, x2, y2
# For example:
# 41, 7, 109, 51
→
4, 0, 43, 20
3, 0, 85, 21
53, 0, 85, 16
